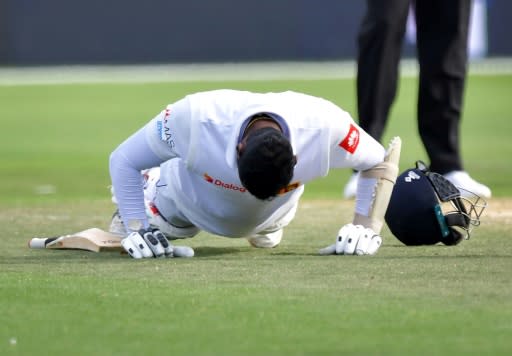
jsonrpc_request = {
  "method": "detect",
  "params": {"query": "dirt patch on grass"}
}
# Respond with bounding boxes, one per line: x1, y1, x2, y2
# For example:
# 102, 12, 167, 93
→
299, 198, 512, 226
483, 198, 512, 224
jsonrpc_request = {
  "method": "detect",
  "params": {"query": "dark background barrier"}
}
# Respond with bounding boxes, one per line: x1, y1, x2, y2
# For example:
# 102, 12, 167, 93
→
1, 0, 510, 66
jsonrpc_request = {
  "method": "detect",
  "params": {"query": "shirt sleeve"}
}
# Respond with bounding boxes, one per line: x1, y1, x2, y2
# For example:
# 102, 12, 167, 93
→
318, 100, 388, 226
323, 102, 385, 171
145, 99, 193, 161
109, 125, 165, 232
109, 98, 193, 233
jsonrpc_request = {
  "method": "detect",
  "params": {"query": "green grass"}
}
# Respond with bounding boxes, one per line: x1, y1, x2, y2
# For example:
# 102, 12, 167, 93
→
1, 74, 512, 355
2, 200, 511, 355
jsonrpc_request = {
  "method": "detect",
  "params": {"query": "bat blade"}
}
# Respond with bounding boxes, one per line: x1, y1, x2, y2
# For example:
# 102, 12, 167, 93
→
29, 228, 123, 252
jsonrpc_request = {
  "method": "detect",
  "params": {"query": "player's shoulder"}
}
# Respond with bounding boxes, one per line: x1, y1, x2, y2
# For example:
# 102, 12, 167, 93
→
189, 89, 324, 101
186, 89, 341, 115
278, 90, 339, 107
188, 89, 252, 99
265, 90, 323, 101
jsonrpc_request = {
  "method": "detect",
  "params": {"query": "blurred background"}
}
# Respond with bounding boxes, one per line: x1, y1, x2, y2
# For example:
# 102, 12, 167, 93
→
1, 0, 510, 201
0, 0, 509, 66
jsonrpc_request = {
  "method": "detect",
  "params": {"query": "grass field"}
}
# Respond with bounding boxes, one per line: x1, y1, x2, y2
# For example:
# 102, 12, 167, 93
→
1, 67, 512, 355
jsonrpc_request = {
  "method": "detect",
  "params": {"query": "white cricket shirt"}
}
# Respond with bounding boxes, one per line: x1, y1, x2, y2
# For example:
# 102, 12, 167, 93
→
112, 89, 385, 237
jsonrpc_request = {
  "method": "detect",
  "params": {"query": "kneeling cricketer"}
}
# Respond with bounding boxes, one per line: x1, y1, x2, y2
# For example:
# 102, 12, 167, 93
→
35, 89, 402, 259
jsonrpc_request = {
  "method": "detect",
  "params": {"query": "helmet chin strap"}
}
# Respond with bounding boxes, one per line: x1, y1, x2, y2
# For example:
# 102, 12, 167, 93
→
445, 212, 470, 229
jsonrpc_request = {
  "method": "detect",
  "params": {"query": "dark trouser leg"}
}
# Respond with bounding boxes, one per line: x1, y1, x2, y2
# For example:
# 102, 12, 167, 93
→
357, 0, 410, 142
415, 0, 471, 174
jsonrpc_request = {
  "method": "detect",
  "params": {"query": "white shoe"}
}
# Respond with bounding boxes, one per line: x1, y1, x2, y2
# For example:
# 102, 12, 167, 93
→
443, 171, 492, 199
343, 172, 359, 199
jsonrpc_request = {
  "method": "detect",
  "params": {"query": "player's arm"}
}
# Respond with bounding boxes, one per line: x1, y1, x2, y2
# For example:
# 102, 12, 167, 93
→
109, 125, 166, 232
318, 106, 401, 255
110, 101, 190, 233
352, 136, 401, 234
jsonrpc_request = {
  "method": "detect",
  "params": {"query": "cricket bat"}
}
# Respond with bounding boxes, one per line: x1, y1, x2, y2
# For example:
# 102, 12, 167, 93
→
353, 136, 402, 234
28, 228, 123, 252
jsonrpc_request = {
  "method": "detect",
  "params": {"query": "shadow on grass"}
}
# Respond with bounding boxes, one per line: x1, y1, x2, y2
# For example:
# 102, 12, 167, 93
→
4, 246, 251, 264
6, 245, 510, 266
190, 246, 250, 257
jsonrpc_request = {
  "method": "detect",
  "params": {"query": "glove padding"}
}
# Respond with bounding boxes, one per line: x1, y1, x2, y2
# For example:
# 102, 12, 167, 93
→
121, 229, 194, 259
319, 224, 382, 256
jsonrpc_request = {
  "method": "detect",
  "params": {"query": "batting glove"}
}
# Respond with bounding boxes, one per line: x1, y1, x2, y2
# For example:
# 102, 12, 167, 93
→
121, 229, 173, 259
318, 223, 382, 256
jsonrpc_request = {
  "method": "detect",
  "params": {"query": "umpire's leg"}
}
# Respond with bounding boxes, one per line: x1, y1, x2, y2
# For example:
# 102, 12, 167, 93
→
356, 0, 410, 141
415, 0, 471, 174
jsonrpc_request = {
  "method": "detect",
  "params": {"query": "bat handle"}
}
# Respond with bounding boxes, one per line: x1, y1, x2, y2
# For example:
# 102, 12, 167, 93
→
28, 237, 58, 249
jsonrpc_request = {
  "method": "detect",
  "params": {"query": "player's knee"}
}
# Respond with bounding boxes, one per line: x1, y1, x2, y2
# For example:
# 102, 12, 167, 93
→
247, 230, 283, 248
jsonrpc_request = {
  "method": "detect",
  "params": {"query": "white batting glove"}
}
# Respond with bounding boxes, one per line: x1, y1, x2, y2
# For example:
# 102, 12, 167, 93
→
121, 229, 171, 258
121, 229, 195, 259
318, 224, 382, 256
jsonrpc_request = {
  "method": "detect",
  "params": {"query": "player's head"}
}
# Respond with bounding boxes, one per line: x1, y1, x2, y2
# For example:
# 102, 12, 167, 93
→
385, 161, 487, 246
237, 127, 296, 200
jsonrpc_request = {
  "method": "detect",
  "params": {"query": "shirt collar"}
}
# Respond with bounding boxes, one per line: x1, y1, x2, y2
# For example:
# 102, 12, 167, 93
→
237, 112, 290, 143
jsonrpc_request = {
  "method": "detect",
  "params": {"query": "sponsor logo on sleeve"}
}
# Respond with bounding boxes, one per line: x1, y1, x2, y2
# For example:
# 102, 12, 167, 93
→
338, 123, 360, 154
156, 120, 163, 137
159, 107, 175, 148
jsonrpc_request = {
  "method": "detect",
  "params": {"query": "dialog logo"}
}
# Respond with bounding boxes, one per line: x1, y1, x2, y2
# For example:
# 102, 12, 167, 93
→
338, 123, 360, 154
203, 173, 247, 193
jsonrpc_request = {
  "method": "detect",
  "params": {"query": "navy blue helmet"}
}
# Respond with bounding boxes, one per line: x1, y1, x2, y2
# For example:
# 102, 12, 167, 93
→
385, 161, 487, 246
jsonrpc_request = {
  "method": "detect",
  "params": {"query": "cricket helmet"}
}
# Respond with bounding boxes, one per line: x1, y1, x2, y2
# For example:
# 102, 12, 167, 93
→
385, 161, 487, 246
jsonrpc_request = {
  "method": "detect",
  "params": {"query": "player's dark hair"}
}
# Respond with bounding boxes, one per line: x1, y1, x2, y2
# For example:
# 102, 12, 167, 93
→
238, 127, 295, 200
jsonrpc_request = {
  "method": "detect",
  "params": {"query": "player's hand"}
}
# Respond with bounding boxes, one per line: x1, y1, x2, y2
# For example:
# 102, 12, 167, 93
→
121, 229, 174, 259
318, 224, 382, 256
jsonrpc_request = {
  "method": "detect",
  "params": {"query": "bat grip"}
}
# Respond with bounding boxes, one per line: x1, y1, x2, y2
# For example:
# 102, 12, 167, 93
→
28, 237, 58, 249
